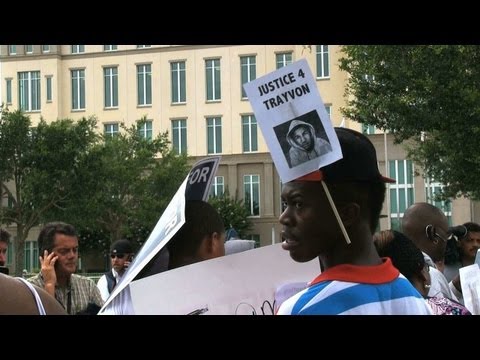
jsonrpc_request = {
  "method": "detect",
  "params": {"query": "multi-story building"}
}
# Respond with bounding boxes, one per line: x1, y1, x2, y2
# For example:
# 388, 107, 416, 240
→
1, 45, 478, 272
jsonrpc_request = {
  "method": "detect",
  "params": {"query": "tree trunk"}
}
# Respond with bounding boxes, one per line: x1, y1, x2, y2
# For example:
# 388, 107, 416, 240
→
14, 223, 26, 277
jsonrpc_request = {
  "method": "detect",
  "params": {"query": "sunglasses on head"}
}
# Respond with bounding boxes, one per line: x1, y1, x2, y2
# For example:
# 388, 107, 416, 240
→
110, 253, 126, 259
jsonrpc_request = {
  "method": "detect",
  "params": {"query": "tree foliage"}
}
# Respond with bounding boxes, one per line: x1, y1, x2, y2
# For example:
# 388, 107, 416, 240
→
339, 45, 480, 199
209, 190, 253, 239
46, 118, 189, 254
0, 109, 99, 275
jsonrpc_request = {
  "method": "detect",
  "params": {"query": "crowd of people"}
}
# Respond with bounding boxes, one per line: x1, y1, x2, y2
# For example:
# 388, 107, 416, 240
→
1, 127, 478, 315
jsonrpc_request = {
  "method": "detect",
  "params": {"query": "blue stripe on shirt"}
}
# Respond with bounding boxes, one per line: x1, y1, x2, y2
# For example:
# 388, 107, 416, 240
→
292, 277, 422, 315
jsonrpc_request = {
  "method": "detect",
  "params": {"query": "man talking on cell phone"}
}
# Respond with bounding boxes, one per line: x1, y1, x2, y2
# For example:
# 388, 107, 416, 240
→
97, 239, 134, 302
28, 222, 104, 314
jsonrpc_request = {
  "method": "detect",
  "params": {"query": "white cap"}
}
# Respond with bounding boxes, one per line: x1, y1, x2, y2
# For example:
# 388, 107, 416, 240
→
224, 239, 255, 255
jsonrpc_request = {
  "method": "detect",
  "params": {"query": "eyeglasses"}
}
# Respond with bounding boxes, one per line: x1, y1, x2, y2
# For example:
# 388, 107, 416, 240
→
425, 224, 452, 244
110, 253, 126, 259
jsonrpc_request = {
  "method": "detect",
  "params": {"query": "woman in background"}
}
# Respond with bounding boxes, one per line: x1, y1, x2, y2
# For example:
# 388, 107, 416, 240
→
373, 229, 471, 315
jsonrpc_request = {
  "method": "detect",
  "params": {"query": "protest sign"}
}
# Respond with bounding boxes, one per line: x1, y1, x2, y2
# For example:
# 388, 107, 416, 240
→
459, 264, 480, 315
99, 156, 220, 313
129, 243, 319, 314
243, 58, 342, 183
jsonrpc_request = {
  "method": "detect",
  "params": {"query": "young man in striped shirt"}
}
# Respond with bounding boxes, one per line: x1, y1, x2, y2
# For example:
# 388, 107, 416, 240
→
277, 128, 432, 315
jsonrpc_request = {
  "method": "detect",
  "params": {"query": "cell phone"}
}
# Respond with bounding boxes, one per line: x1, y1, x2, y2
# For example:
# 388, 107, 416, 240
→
0, 266, 9, 275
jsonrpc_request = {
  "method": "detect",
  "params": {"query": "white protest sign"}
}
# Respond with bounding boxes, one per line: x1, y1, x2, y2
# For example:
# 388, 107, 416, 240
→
129, 243, 319, 315
459, 264, 480, 315
243, 59, 342, 183
99, 156, 220, 313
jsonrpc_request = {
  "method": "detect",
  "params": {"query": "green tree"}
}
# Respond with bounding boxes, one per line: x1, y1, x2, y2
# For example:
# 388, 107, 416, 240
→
48, 118, 189, 254
0, 109, 99, 275
209, 190, 253, 239
339, 45, 480, 199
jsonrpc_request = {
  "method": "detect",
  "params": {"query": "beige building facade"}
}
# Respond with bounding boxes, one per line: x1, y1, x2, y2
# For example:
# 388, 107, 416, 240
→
1, 44, 478, 272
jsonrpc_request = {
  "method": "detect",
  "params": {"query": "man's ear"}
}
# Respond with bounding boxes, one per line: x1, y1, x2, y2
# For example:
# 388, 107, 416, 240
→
338, 202, 361, 227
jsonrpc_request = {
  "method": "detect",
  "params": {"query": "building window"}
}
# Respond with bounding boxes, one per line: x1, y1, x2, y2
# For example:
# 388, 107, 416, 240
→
362, 124, 376, 135
104, 45, 117, 51
276, 52, 293, 69
6, 241, 14, 266
210, 176, 224, 197
389, 160, 414, 230
25, 45, 33, 54
46, 76, 52, 102
136, 45, 151, 48
240, 55, 256, 98
71, 45, 85, 54
8, 45, 16, 55
242, 115, 258, 152
205, 59, 221, 101
137, 64, 152, 106
207, 117, 222, 154
246, 234, 260, 248
42, 45, 50, 53
71, 69, 85, 110
24, 241, 39, 273
6, 79, 12, 104
325, 105, 331, 118
18, 71, 41, 112
172, 119, 187, 155
104, 67, 118, 108
316, 45, 330, 78
425, 178, 452, 225
171, 61, 186, 104
104, 123, 119, 138
137, 120, 152, 141
244, 174, 260, 216
2, 193, 14, 209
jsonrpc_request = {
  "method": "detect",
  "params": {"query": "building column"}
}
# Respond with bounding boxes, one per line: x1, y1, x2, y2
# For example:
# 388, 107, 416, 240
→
263, 162, 274, 217
228, 164, 237, 197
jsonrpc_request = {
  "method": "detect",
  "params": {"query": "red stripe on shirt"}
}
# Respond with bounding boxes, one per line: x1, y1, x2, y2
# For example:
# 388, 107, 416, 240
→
309, 257, 399, 286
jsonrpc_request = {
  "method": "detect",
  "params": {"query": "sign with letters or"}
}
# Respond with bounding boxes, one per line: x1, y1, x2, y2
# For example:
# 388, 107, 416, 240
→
243, 59, 342, 183
99, 156, 220, 313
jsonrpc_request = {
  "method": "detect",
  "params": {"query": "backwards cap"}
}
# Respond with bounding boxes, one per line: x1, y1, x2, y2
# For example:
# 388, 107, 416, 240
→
296, 127, 395, 183
110, 239, 133, 254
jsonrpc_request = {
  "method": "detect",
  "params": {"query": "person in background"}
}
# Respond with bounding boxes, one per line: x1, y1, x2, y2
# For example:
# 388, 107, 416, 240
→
97, 239, 134, 302
0, 228, 11, 268
402, 202, 457, 300
28, 222, 104, 314
374, 229, 471, 315
165, 200, 225, 270
100, 200, 226, 314
277, 128, 431, 315
444, 222, 480, 302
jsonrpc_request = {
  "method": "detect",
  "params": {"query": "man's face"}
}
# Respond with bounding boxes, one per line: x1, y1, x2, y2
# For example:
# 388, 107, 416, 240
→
110, 253, 131, 273
52, 234, 78, 276
292, 126, 313, 151
279, 181, 338, 262
459, 231, 480, 262
0, 241, 7, 266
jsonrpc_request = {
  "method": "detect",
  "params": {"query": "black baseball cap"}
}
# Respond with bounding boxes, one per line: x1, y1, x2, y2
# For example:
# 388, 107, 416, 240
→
110, 239, 133, 254
296, 127, 395, 183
